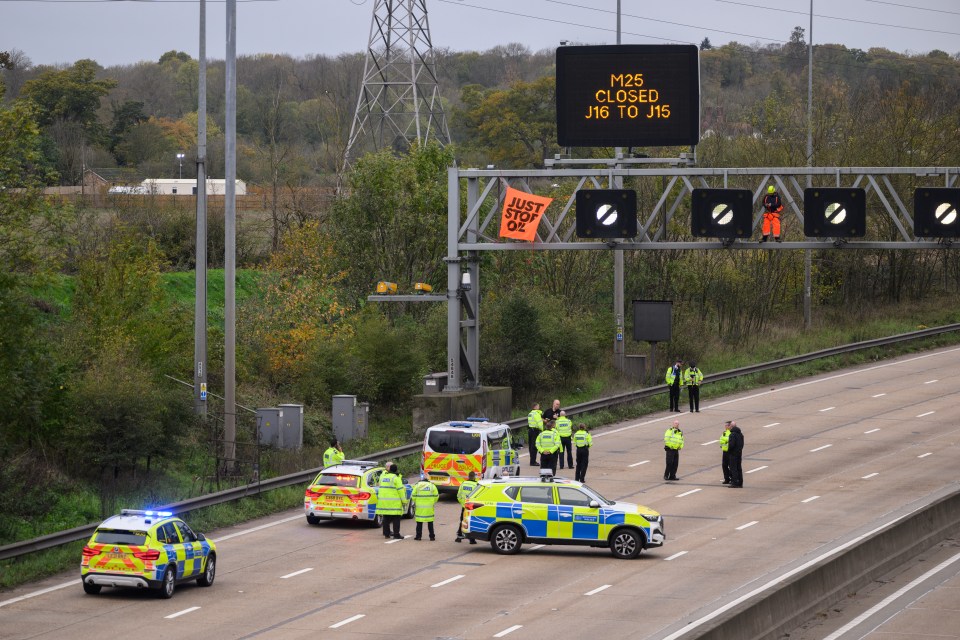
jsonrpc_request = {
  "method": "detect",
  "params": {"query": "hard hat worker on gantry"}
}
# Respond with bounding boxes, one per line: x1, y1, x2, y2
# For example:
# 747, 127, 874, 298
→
761, 185, 784, 243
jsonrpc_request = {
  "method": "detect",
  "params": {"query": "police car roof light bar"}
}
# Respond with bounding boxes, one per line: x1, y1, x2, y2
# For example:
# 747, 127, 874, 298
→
121, 509, 174, 517
449, 422, 475, 428
465, 417, 489, 422
340, 459, 380, 468
539, 469, 555, 482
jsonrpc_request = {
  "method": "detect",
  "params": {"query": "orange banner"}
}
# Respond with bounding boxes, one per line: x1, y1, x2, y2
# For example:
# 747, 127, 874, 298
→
499, 187, 552, 241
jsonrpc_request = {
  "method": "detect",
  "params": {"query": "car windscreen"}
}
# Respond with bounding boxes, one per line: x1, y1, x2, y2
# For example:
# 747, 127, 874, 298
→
93, 530, 147, 546
580, 484, 616, 505
315, 473, 361, 488
427, 430, 482, 454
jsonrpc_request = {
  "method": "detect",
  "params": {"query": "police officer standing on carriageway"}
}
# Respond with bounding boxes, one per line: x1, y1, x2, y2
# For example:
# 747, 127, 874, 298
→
665, 359, 683, 412
573, 423, 592, 483
536, 422, 561, 476
683, 362, 703, 412
527, 403, 544, 466
555, 410, 574, 470
663, 420, 684, 481
455, 471, 478, 544
412, 473, 439, 541
720, 421, 732, 484
377, 461, 405, 539
727, 421, 745, 488
323, 439, 345, 468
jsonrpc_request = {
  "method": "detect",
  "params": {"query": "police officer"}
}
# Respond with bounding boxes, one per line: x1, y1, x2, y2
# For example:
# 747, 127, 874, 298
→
536, 423, 561, 476
573, 423, 593, 483
665, 360, 683, 412
720, 421, 732, 484
455, 471, 478, 544
527, 403, 544, 466
411, 473, 439, 541
555, 410, 574, 470
663, 420, 684, 481
727, 422, 744, 488
323, 439, 345, 467
377, 462, 405, 539
683, 362, 704, 412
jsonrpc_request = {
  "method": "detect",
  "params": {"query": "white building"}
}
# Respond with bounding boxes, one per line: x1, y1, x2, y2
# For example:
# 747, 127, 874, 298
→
140, 178, 247, 196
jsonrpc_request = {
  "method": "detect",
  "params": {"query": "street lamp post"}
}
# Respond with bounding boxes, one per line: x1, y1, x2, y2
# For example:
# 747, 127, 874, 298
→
176, 152, 185, 179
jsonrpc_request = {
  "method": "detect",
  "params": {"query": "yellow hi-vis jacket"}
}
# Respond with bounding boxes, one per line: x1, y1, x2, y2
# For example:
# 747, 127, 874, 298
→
682, 367, 703, 386
323, 446, 345, 467
555, 416, 573, 437
536, 429, 561, 454
457, 479, 478, 506
527, 409, 544, 430
664, 428, 684, 450
665, 366, 681, 386
376, 472, 405, 515
720, 428, 731, 452
573, 429, 593, 448
412, 480, 439, 522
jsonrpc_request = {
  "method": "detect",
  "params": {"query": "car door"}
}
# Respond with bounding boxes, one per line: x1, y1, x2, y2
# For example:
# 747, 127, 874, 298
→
557, 486, 603, 542
516, 485, 554, 539
173, 520, 204, 578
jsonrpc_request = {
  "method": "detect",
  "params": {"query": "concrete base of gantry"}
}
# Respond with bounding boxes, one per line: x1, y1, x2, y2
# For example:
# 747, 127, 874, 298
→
412, 386, 512, 438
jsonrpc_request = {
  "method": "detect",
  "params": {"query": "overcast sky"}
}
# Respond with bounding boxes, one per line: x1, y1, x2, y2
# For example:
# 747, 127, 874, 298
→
2, 0, 959, 68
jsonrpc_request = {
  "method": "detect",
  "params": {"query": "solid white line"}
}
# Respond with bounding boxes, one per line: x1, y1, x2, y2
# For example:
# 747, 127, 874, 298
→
702, 439, 719, 446
165, 606, 201, 619
821, 551, 960, 640
918, 452, 933, 458
872, 393, 887, 397
819, 406, 835, 412
762, 422, 780, 429
628, 460, 650, 467
864, 428, 880, 434
216, 514, 304, 542
431, 575, 465, 588
924, 379, 938, 384
494, 625, 523, 637
677, 488, 702, 498
0, 581, 73, 609
810, 444, 833, 452
584, 584, 612, 596
329, 614, 365, 629
385, 535, 409, 544
862, 472, 879, 479
801, 496, 820, 503
736, 521, 758, 531
280, 568, 313, 579
665, 551, 688, 561
746, 465, 768, 474
916, 411, 935, 418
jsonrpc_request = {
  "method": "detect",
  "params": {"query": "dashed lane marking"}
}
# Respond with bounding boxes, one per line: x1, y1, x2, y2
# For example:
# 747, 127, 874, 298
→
329, 614, 365, 629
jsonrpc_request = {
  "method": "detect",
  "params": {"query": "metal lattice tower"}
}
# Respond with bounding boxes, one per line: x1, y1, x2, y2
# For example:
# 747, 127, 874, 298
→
344, 0, 451, 164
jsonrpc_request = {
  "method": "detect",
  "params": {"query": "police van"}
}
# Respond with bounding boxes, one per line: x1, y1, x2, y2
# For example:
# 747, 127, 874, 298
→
422, 418, 520, 492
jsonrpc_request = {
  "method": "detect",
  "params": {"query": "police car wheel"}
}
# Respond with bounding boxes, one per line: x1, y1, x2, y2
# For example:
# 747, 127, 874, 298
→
158, 566, 176, 599
82, 579, 101, 595
490, 524, 523, 555
403, 501, 414, 519
609, 528, 643, 559
306, 515, 320, 525
197, 553, 216, 587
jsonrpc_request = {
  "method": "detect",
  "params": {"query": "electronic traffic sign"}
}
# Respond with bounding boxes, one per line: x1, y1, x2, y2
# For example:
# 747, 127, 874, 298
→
556, 44, 700, 148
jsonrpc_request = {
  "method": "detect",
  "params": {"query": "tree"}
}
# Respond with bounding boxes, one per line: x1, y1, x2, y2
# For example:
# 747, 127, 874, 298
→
700, 38, 713, 51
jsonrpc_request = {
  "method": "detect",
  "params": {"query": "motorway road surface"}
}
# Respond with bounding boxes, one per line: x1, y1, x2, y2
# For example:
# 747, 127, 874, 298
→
2, 345, 959, 640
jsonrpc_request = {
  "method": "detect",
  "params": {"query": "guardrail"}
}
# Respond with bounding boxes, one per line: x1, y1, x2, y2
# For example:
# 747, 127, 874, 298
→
2, 322, 957, 562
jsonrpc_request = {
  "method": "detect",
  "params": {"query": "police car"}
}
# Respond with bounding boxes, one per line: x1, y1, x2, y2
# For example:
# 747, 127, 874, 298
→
460, 474, 665, 559
422, 418, 520, 492
304, 460, 413, 527
81, 509, 216, 599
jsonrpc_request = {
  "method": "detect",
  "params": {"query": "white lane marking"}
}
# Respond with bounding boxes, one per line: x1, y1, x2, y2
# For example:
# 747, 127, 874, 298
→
810, 444, 833, 452
280, 568, 313, 579
822, 551, 960, 640
736, 521, 758, 531
584, 584, 612, 596
431, 575, 465, 588
659, 509, 921, 640
665, 551, 688, 561
917, 411, 935, 418
862, 472, 879, 479
864, 428, 880, 434
329, 614, 365, 629
628, 460, 650, 467
529, 544, 545, 550
702, 439, 719, 446
819, 406, 835, 412
0, 581, 73, 609
872, 393, 887, 398
918, 452, 933, 458
762, 422, 780, 429
677, 488, 702, 498
385, 535, 410, 544
801, 496, 820, 503
494, 625, 523, 637
216, 514, 304, 542
746, 465, 768, 474
165, 606, 201, 619
924, 379, 938, 384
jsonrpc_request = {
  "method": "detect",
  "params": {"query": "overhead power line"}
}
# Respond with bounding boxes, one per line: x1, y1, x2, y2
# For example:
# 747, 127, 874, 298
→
864, 0, 960, 16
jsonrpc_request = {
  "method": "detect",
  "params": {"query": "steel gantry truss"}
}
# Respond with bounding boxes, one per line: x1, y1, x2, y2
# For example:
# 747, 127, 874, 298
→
443, 165, 959, 391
